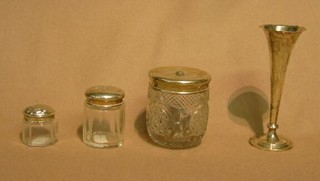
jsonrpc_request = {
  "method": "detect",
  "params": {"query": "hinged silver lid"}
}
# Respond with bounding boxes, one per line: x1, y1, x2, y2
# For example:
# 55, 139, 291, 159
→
149, 66, 211, 94
85, 85, 125, 108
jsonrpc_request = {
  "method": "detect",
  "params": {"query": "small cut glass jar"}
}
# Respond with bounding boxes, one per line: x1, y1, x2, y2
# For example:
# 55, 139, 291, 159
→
83, 85, 125, 148
147, 66, 211, 148
21, 104, 58, 146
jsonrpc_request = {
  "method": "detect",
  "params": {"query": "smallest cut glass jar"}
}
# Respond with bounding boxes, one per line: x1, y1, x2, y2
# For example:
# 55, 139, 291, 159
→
22, 104, 58, 147
83, 85, 125, 148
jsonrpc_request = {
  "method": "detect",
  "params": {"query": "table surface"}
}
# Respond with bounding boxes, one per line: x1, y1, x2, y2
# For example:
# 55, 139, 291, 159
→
1, 1, 320, 180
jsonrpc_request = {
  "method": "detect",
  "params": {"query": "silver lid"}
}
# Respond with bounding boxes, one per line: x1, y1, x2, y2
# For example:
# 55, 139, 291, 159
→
24, 104, 55, 122
85, 85, 125, 108
149, 66, 211, 94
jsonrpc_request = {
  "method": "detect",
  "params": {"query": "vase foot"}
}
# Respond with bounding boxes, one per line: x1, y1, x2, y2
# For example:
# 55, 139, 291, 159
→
249, 134, 292, 151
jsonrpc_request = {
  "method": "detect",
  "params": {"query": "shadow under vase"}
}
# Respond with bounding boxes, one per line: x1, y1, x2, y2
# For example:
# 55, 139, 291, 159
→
228, 86, 269, 137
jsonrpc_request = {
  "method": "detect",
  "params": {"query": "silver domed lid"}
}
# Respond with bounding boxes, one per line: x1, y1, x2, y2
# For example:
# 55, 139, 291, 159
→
85, 85, 125, 108
24, 104, 55, 122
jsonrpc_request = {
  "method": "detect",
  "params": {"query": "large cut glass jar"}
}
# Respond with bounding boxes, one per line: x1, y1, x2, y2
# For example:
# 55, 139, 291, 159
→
22, 104, 58, 147
147, 66, 211, 149
83, 85, 125, 148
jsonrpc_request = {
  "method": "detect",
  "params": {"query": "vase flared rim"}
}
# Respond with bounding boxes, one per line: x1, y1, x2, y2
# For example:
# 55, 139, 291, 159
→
262, 24, 306, 33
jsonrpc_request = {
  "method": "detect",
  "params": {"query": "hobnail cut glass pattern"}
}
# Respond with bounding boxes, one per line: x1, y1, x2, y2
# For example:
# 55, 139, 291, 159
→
146, 88, 209, 148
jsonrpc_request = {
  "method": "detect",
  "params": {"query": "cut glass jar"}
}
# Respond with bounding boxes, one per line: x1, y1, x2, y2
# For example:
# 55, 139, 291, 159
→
147, 66, 211, 148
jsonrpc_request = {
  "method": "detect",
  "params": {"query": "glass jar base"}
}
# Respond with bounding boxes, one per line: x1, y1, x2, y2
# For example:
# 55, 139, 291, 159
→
149, 133, 202, 149
249, 134, 292, 151
83, 131, 123, 148
83, 140, 123, 148
22, 136, 57, 147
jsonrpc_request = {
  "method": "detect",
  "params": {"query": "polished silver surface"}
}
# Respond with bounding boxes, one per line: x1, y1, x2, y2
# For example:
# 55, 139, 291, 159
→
24, 104, 55, 122
85, 85, 125, 108
249, 24, 305, 151
149, 66, 211, 94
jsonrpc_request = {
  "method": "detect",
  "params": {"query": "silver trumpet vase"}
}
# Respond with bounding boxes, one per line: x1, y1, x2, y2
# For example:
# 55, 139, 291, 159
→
249, 24, 305, 151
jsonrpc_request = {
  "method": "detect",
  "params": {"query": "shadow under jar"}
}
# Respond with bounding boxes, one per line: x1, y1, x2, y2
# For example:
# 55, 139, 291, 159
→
83, 85, 125, 148
21, 104, 58, 147
147, 66, 211, 149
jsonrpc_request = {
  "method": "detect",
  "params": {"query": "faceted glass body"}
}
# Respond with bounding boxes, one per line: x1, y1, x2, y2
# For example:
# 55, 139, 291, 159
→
22, 119, 58, 146
83, 104, 125, 148
147, 88, 209, 148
